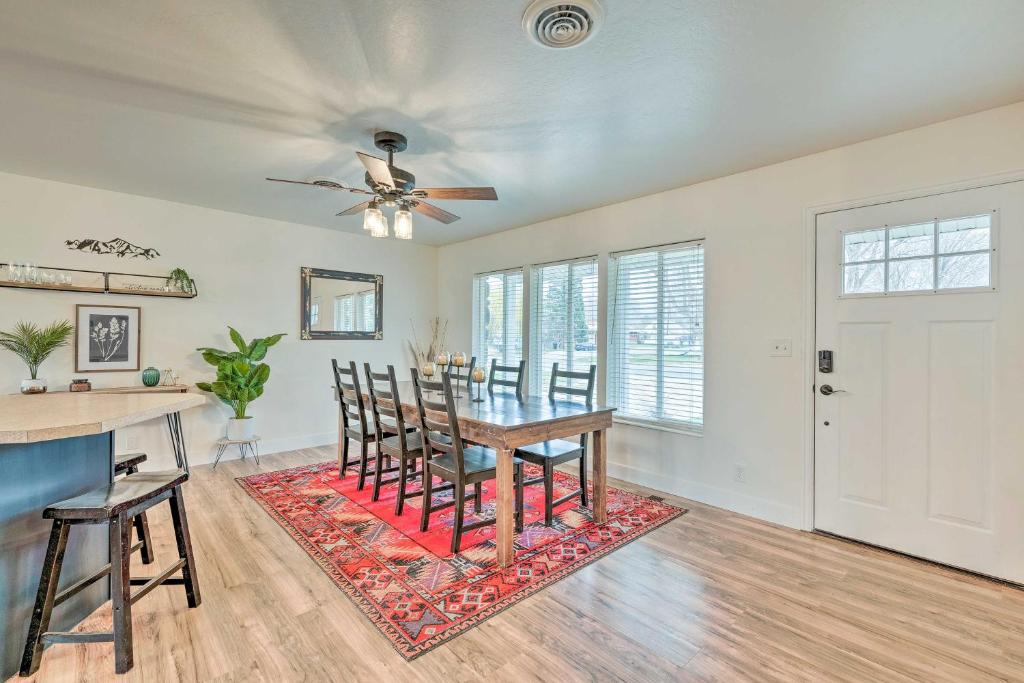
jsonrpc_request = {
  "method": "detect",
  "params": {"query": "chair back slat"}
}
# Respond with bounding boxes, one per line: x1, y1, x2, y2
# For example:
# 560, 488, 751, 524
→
364, 363, 408, 447
487, 358, 525, 398
333, 359, 369, 434
548, 362, 597, 449
411, 369, 466, 477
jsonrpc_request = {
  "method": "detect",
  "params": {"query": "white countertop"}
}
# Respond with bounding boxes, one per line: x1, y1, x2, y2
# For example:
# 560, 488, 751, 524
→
0, 392, 205, 444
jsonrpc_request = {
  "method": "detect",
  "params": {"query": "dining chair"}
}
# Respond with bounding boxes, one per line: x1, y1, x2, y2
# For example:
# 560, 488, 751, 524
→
487, 358, 526, 398
515, 362, 597, 526
332, 359, 377, 490
365, 363, 429, 514
411, 369, 524, 554
446, 355, 476, 397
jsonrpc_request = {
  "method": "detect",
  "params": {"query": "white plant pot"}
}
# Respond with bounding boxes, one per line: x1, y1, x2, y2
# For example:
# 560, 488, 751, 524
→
227, 417, 255, 441
20, 379, 47, 395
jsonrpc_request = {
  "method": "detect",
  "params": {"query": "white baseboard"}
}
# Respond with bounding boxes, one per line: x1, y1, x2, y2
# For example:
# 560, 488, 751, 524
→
259, 431, 336, 456
605, 460, 803, 528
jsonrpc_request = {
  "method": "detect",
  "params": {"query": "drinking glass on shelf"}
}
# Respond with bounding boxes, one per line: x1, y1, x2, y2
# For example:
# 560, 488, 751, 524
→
24, 262, 36, 283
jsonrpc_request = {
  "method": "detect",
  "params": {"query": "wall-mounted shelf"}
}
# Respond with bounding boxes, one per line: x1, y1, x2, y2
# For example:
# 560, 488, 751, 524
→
0, 264, 197, 299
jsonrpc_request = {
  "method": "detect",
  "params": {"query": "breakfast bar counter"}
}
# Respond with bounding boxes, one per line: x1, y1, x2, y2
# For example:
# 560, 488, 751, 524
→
0, 392, 204, 678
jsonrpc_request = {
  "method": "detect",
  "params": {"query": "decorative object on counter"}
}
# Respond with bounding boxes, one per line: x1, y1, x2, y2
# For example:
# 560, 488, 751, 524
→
471, 366, 486, 402
75, 304, 140, 372
165, 267, 195, 295
161, 367, 174, 385
300, 267, 382, 340
0, 320, 75, 394
64, 237, 160, 259
69, 378, 92, 392
408, 317, 447, 368
0, 263, 198, 298
142, 366, 161, 387
195, 327, 285, 441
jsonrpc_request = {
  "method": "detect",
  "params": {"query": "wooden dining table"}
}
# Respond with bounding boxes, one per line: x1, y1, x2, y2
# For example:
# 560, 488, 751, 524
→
347, 381, 615, 568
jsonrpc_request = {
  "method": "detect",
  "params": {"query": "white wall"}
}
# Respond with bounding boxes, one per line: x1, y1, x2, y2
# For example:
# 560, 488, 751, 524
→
437, 101, 1024, 527
0, 172, 437, 468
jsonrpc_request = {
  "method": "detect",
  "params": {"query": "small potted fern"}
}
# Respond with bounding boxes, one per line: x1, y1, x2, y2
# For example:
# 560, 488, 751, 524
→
0, 320, 75, 394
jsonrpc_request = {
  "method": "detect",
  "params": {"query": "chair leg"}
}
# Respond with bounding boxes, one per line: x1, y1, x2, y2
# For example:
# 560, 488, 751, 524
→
451, 483, 466, 555
133, 512, 155, 564
544, 461, 555, 527
109, 513, 134, 674
515, 463, 524, 533
420, 467, 434, 532
473, 481, 483, 513
579, 450, 588, 507
356, 440, 369, 491
20, 519, 70, 676
371, 446, 386, 502
169, 485, 201, 609
394, 453, 409, 515
339, 431, 350, 476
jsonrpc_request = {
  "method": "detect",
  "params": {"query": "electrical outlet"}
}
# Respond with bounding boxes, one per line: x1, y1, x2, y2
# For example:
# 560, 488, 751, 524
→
769, 338, 792, 357
733, 463, 747, 483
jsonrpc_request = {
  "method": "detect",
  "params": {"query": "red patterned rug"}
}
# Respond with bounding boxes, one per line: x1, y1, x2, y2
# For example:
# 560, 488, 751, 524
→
237, 460, 685, 659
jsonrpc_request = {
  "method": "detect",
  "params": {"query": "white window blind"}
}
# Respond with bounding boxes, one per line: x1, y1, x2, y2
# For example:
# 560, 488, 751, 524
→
359, 290, 375, 331
529, 257, 599, 395
608, 241, 704, 431
334, 295, 354, 332
472, 269, 524, 371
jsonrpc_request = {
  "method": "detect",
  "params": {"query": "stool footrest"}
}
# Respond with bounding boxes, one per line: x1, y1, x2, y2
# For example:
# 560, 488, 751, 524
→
41, 631, 114, 644
53, 540, 145, 607
129, 559, 186, 605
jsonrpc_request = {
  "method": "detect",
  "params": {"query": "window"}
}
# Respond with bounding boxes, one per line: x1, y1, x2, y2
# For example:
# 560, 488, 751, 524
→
842, 213, 994, 295
529, 257, 598, 395
608, 241, 704, 431
358, 290, 375, 332
334, 295, 355, 331
472, 269, 524, 371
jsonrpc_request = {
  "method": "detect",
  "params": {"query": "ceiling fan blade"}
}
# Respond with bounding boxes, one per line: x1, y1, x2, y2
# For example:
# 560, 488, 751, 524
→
336, 200, 373, 217
411, 201, 460, 224
413, 187, 498, 200
266, 177, 372, 194
356, 152, 395, 189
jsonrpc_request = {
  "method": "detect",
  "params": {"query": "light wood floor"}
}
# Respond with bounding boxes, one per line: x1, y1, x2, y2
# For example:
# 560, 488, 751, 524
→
12, 446, 1024, 682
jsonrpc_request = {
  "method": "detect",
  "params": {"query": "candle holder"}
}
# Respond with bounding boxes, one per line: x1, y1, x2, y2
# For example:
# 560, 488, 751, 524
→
471, 367, 486, 402
421, 361, 437, 395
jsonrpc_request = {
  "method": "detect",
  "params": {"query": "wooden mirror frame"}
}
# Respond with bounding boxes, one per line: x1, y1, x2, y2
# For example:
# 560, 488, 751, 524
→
300, 267, 383, 341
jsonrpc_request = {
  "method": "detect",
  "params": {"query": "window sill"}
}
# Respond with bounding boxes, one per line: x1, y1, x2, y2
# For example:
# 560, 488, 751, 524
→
612, 416, 704, 438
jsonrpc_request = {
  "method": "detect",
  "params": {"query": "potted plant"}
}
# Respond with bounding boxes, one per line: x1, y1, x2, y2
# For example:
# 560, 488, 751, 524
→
0, 320, 75, 394
196, 327, 285, 440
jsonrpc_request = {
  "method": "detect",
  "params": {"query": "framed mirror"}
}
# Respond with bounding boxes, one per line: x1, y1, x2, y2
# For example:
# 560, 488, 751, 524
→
300, 267, 383, 340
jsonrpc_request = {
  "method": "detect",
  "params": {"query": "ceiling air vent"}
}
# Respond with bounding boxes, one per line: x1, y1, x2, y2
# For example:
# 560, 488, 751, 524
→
523, 0, 603, 49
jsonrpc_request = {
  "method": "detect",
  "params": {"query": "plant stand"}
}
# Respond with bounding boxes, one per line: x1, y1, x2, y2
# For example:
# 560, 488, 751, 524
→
212, 436, 261, 469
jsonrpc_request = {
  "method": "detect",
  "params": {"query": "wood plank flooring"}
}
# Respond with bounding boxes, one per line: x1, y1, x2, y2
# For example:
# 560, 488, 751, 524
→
12, 446, 1024, 682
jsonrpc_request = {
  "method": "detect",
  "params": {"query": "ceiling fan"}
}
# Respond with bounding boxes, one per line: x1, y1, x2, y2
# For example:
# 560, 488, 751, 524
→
266, 131, 498, 239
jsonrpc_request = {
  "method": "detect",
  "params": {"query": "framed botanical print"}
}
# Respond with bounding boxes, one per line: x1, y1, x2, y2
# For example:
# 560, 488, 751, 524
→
75, 304, 141, 372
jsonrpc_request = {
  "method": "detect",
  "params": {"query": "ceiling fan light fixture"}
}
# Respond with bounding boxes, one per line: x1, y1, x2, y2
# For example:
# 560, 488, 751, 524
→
394, 206, 413, 240
363, 202, 385, 235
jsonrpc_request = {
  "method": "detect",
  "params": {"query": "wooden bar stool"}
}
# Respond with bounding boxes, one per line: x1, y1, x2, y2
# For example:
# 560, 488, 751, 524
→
113, 451, 155, 565
20, 471, 201, 676
516, 363, 597, 526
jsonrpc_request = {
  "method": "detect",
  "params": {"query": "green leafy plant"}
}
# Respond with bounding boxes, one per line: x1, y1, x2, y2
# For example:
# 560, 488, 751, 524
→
0, 320, 74, 379
166, 267, 194, 294
195, 327, 285, 419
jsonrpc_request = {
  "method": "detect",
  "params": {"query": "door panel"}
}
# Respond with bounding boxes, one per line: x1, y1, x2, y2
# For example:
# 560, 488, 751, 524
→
814, 180, 1024, 583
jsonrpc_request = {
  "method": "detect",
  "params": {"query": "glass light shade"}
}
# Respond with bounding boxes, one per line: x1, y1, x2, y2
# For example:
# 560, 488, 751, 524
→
371, 213, 389, 238
394, 208, 413, 240
363, 205, 385, 234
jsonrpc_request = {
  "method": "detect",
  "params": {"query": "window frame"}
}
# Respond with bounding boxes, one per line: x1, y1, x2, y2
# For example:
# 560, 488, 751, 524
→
839, 211, 998, 299
607, 239, 705, 436
471, 267, 525, 372
527, 255, 599, 396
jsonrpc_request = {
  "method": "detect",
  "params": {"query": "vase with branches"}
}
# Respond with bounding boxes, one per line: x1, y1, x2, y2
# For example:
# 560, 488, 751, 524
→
408, 317, 448, 367
0, 320, 74, 394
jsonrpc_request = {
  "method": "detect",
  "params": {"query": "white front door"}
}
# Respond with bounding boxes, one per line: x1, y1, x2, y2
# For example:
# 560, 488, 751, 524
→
814, 180, 1024, 583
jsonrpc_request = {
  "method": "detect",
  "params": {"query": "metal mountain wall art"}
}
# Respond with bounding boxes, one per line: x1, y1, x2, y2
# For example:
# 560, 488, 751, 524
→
65, 237, 160, 259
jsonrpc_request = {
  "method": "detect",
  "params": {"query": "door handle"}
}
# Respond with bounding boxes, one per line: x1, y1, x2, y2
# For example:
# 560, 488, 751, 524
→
819, 384, 846, 396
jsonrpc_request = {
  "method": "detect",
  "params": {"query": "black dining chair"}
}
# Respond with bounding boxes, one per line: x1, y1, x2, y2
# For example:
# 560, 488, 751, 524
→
412, 369, 524, 554
446, 355, 476, 397
332, 359, 378, 490
516, 363, 597, 526
487, 358, 526, 398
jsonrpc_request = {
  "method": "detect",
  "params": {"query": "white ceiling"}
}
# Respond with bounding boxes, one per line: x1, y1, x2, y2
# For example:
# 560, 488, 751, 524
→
1, 1, 1023, 246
